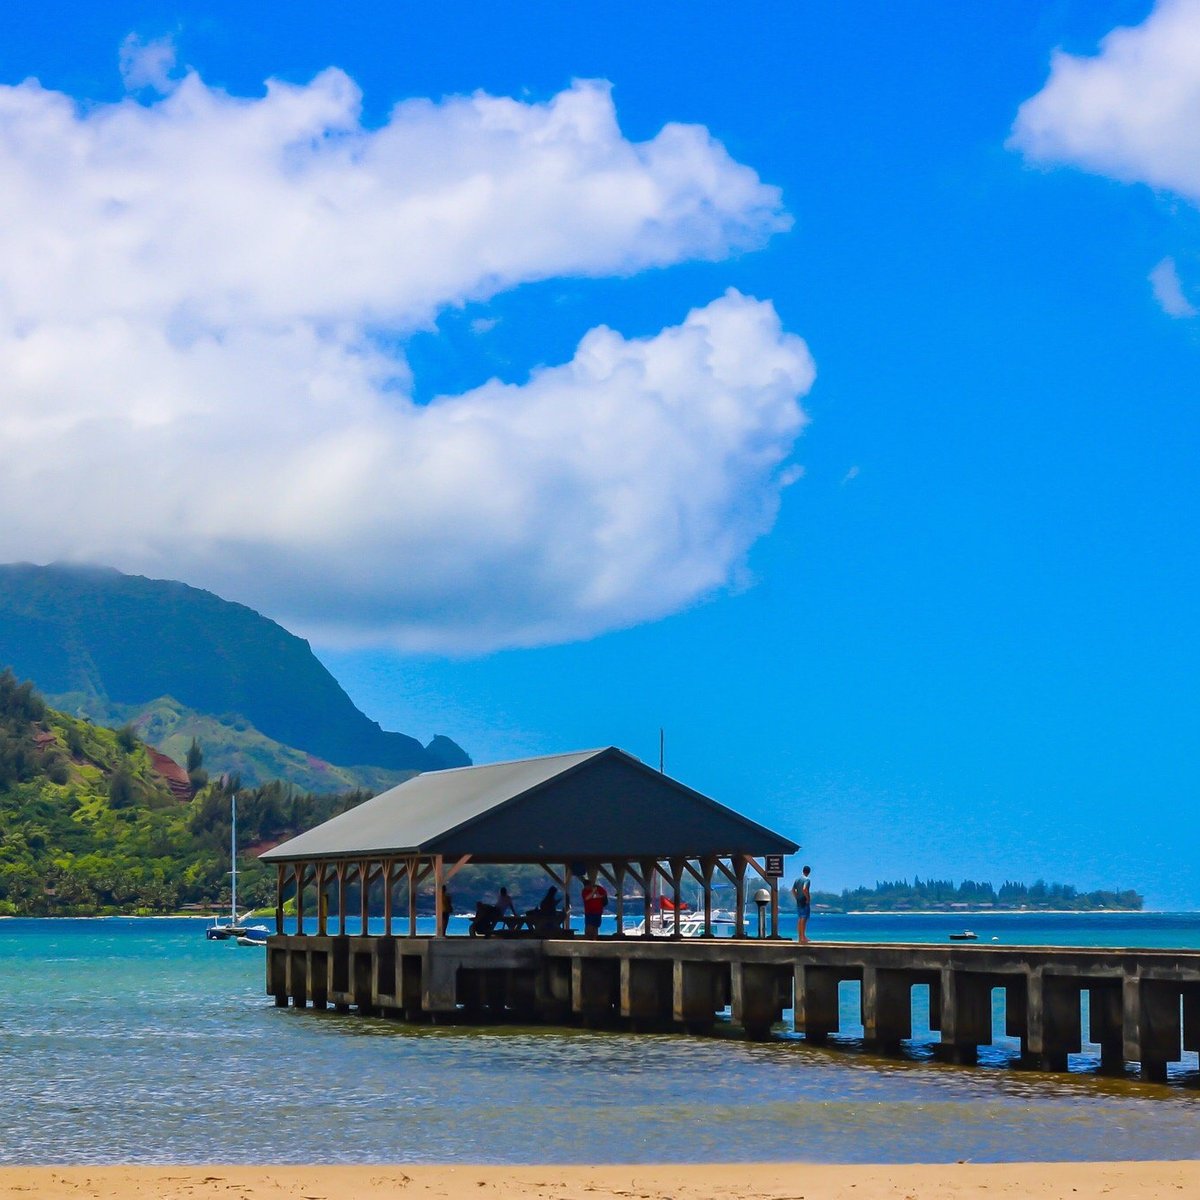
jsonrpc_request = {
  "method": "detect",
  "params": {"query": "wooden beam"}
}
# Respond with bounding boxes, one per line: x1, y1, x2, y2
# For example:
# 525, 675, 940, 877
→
274, 863, 284, 935
445, 854, 473, 881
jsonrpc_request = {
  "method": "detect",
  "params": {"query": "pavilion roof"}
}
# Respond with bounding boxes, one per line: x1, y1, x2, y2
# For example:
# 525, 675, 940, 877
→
259, 746, 797, 864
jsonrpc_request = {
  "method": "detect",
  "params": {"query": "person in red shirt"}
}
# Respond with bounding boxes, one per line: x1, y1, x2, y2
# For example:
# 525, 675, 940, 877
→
581, 876, 609, 938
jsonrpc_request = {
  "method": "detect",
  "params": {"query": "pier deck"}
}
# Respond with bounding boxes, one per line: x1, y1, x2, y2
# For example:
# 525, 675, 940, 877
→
266, 934, 1200, 1082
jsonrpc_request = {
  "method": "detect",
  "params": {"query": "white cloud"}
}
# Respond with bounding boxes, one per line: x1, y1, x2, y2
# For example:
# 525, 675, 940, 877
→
1149, 256, 1198, 316
119, 34, 178, 94
0, 66, 812, 652
1011, 0, 1200, 203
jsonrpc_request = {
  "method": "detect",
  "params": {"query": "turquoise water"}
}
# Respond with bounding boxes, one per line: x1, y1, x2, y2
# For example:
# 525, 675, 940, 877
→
0, 914, 1197, 1165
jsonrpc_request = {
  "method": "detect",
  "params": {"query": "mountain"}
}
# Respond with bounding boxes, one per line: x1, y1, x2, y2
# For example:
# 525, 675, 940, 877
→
0, 563, 469, 784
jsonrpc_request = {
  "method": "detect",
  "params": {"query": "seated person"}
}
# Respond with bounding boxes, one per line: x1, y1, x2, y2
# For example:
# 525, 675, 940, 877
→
495, 886, 522, 929
468, 900, 501, 937
524, 885, 561, 931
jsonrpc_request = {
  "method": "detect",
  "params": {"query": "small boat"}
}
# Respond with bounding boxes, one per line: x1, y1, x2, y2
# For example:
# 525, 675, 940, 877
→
948, 930, 978, 941
623, 907, 738, 938
205, 788, 269, 945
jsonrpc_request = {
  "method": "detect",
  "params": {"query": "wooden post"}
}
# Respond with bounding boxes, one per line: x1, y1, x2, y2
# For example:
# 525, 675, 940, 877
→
434, 855, 445, 938
336, 863, 347, 936
295, 862, 305, 933
613, 862, 626, 936
669, 858, 684, 941
316, 863, 328, 936
407, 857, 418, 937
275, 863, 284, 935
564, 862, 573, 933
734, 856, 747, 939
384, 859, 394, 937
359, 860, 370, 935
640, 858, 657, 939
702, 857, 715, 938
770, 875, 780, 939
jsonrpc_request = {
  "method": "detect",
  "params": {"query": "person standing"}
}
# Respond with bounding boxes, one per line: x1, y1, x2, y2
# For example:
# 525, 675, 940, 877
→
792, 865, 812, 944
440, 884, 453, 936
581, 875, 609, 939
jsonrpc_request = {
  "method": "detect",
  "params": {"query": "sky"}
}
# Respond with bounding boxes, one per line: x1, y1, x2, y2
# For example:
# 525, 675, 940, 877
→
1, 2, 1197, 907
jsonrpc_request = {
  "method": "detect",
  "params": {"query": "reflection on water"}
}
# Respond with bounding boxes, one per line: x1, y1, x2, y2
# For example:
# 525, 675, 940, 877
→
0, 917, 1196, 1165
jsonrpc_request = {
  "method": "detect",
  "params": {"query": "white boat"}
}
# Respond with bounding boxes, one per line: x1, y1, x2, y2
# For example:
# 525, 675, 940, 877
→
205, 788, 269, 944
623, 907, 738, 938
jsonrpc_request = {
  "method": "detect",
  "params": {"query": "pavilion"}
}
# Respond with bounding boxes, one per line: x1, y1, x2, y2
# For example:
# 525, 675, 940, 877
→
260, 746, 799, 939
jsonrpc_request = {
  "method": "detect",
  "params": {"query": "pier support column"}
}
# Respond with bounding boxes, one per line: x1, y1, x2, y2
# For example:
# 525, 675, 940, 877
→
267, 945, 287, 1005
732, 961, 786, 1040
1036, 974, 1081, 1073
573, 957, 618, 1022
673, 960, 722, 1033
861, 966, 912, 1051
1087, 981, 1123, 1071
307, 947, 328, 1009
286, 947, 309, 1009
620, 958, 672, 1028
1002, 976, 1027, 1057
1126, 978, 1180, 1082
794, 964, 840, 1042
398, 954, 424, 1020
421, 947, 459, 1014
937, 969, 992, 1065
1183, 990, 1200, 1059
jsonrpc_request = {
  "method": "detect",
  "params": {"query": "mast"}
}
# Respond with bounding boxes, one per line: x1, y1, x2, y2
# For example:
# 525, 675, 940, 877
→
230, 789, 238, 924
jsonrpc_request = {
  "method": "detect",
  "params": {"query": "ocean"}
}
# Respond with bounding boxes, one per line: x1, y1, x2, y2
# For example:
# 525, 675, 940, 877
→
0, 913, 1197, 1165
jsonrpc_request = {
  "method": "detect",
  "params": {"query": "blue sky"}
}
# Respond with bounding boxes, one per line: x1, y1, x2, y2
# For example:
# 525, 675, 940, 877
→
2, 3, 1197, 906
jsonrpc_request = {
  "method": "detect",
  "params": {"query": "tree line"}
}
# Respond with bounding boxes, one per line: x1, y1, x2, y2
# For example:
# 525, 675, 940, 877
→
807, 875, 1143, 913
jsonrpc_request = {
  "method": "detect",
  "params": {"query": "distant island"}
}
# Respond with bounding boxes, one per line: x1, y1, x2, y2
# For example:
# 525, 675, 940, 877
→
808, 877, 1143, 914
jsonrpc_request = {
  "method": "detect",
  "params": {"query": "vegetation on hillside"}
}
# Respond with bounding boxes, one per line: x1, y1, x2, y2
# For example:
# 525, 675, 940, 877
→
52, 692, 420, 792
807, 877, 1143, 913
0, 671, 367, 916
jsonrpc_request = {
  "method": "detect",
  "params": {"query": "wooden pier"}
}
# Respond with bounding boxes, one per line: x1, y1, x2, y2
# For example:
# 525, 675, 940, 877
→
266, 933, 1200, 1081
258, 749, 1199, 1083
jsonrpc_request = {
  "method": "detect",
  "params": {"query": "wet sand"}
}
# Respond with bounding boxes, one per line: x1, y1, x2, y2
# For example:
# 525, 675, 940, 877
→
1, 1162, 1197, 1199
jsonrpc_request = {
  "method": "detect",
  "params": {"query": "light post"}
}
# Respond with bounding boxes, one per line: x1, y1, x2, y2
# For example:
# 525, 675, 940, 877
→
754, 888, 770, 939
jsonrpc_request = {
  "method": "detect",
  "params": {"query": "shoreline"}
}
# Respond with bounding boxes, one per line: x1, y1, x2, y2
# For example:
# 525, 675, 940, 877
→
833, 908, 1152, 916
1, 1162, 1198, 1200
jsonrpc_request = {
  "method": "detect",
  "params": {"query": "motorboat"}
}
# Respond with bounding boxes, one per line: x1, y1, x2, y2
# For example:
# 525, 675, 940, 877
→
205, 788, 269, 944
948, 930, 978, 941
623, 906, 738, 938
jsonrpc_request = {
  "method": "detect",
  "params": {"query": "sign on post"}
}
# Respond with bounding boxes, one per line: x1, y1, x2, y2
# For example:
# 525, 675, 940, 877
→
764, 855, 784, 877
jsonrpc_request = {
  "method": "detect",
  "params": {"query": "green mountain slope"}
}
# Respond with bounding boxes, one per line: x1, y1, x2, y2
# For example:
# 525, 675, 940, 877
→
0, 562, 469, 779
0, 672, 366, 915
48, 693, 418, 793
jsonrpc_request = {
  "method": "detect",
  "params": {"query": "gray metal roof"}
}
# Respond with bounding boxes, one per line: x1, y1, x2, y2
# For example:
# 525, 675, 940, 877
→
260, 746, 797, 863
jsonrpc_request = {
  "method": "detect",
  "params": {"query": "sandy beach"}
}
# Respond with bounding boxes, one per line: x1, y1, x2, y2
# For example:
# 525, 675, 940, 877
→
1, 1162, 1197, 1200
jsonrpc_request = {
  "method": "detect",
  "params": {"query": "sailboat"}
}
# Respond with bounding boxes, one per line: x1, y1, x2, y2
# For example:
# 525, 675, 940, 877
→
205, 789, 269, 944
